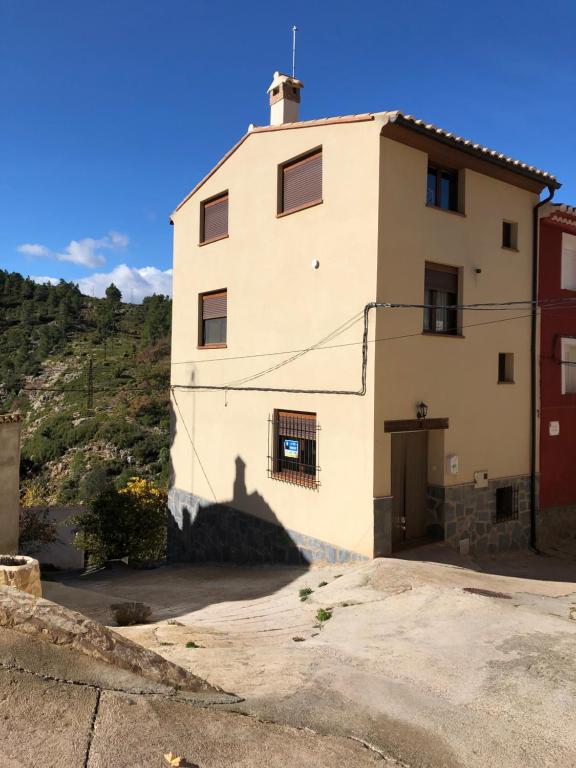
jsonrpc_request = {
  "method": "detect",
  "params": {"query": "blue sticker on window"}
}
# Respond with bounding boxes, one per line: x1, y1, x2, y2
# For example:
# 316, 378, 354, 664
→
283, 439, 299, 459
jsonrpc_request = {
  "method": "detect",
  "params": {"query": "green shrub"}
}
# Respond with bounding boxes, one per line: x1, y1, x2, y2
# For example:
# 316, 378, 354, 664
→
70, 477, 167, 566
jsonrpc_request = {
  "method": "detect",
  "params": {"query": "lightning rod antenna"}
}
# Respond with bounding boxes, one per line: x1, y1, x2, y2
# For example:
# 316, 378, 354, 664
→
292, 25, 297, 78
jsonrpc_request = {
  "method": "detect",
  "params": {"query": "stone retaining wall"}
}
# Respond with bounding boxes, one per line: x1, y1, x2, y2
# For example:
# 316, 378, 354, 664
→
427, 475, 532, 554
168, 488, 366, 565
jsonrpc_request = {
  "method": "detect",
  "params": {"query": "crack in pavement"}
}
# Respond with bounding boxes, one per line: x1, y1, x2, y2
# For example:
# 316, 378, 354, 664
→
0, 661, 243, 705
83, 687, 101, 768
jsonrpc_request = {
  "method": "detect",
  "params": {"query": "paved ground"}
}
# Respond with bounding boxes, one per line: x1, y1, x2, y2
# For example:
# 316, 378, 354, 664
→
43, 544, 576, 768
0, 626, 383, 767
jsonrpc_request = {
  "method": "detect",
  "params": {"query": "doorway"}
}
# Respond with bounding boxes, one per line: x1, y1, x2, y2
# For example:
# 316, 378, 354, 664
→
391, 431, 428, 548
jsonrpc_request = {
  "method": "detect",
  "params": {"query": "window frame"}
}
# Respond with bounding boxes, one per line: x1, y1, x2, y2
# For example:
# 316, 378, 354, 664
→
426, 164, 460, 213
561, 232, 576, 291
494, 486, 519, 524
498, 352, 515, 384
561, 337, 576, 395
268, 409, 320, 488
198, 289, 227, 349
423, 262, 461, 337
502, 220, 518, 251
199, 191, 229, 246
277, 147, 323, 217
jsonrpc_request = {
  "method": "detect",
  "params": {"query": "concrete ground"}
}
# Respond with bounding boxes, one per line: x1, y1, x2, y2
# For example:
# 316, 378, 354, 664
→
43, 545, 576, 768
0, 626, 382, 767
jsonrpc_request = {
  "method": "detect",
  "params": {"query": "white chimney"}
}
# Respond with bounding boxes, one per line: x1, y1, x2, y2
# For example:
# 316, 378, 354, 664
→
267, 71, 304, 126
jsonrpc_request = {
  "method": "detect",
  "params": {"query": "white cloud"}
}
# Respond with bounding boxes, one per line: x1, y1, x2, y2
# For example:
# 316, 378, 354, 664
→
18, 244, 51, 257
30, 265, 172, 303
78, 264, 172, 303
18, 230, 129, 268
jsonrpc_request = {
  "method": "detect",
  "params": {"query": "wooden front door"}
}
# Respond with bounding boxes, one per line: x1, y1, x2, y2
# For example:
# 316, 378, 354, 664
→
391, 431, 428, 547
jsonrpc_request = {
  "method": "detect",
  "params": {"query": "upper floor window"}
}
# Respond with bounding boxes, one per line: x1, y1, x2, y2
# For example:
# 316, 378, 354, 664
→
199, 290, 227, 347
427, 165, 459, 212
279, 149, 322, 215
502, 221, 518, 250
424, 263, 459, 335
561, 337, 576, 394
200, 192, 228, 244
561, 232, 576, 291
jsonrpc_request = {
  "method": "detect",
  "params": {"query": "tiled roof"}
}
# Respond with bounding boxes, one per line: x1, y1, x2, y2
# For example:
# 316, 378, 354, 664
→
541, 202, 576, 227
172, 109, 560, 215
550, 203, 576, 215
387, 112, 560, 188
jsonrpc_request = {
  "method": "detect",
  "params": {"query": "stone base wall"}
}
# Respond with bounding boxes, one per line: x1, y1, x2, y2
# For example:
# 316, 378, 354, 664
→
428, 475, 532, 554
168, 488, 367, 565
373, 497, 393, 557
538, 504, 576, 550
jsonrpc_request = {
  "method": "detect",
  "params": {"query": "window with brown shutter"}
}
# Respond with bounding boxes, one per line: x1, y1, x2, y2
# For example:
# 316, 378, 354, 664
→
200, 193, 228, 244
199, 290, 227, 347
279, 149, 322, 215
268, 410, 320, 488
423, 263, 460, 335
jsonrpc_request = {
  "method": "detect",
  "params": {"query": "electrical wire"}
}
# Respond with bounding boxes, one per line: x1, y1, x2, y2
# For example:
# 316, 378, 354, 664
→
13, 298, 576, 396
171, 387, 217, 501
171, 296, 576, 367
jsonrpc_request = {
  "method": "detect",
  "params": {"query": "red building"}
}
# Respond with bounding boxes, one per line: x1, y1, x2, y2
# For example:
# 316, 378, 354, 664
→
539, 203, 576, 546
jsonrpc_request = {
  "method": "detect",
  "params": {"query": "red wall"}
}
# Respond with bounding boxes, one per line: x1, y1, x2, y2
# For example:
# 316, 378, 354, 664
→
539, 217, 576, 508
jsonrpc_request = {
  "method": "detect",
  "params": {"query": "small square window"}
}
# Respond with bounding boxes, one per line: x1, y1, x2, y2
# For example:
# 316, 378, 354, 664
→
495, 486, 518, 523
502, 221, 518, 250
199, 290, 227, 347
498, 353, 514, 383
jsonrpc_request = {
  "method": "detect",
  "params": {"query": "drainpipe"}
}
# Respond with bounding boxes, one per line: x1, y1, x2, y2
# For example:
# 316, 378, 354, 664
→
530, 185, 555, 551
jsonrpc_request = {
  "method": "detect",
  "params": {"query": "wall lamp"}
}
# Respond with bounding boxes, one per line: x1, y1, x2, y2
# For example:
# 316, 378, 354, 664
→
416, 401, 428, 420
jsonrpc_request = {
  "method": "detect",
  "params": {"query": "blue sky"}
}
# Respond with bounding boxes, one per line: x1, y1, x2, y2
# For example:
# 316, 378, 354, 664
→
1, 0, 575, 301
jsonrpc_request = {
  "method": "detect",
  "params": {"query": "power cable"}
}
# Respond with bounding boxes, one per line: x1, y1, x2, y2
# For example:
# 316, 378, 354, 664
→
171, 388, 217, 501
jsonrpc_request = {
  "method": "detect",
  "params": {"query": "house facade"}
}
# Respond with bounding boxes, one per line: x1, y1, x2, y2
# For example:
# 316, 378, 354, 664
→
169, 73, 559, 562
538, 203, 576, 547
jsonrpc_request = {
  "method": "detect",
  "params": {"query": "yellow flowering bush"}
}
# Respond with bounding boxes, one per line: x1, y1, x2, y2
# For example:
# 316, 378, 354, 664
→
71, 476, 167, 566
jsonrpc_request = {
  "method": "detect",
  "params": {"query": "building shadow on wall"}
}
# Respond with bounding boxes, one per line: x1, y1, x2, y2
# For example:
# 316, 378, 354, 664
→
169, 454, 311, 567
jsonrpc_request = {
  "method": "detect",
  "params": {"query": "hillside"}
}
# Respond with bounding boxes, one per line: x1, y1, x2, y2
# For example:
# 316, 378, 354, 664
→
0, 270, 171, 504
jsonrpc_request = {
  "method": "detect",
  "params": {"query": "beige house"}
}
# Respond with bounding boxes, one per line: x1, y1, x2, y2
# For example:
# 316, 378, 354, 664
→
169, 73, 559, 562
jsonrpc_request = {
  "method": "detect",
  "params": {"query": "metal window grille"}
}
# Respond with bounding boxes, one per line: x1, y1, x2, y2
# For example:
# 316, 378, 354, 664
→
494, 486, 518, 523
268, 410, 320, 488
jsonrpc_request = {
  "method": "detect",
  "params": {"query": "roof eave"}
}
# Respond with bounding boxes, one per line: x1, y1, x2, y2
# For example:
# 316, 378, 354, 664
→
389, 113, 561, 191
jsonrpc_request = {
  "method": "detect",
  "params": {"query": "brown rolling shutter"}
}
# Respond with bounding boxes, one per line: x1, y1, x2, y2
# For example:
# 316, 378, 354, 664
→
277, 411, 316, 439
282, 151, 322, 212
425, 265, 458, 293
202, 194, 228, 242
202, 291, 227, 320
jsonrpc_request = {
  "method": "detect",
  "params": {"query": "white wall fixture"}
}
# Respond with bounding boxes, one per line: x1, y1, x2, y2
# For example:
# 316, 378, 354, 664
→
474, 470, 489, 489
447, 454, 459, 474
